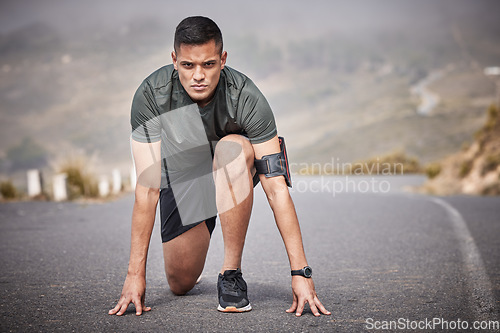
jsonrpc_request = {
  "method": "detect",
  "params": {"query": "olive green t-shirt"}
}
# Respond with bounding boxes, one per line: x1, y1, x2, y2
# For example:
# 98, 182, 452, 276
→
131, 65, 276, 145
130, 65, 276, 225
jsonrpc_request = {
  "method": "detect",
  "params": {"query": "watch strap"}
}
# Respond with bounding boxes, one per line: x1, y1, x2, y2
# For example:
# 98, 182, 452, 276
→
290, 266, 312, 278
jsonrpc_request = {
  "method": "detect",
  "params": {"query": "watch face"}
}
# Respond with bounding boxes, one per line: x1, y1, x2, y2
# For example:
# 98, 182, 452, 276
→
304, 266, 312, 277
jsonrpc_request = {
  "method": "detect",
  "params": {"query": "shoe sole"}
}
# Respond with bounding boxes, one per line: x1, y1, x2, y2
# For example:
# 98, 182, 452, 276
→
217, 303, 252, 313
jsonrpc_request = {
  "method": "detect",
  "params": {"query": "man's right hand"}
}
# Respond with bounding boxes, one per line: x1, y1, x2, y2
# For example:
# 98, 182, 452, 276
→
108, 274, 151, 316
108, 140, 159, 317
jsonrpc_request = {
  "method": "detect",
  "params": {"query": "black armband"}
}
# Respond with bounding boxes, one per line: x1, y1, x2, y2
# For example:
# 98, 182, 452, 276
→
254, 136, 292, 187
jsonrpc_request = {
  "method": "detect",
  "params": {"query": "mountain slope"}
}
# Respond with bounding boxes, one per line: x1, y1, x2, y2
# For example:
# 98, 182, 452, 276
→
422, 105, 500, 195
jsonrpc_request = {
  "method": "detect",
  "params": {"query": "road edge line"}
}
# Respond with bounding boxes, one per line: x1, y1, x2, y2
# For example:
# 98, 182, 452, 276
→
430, 197, 498, 321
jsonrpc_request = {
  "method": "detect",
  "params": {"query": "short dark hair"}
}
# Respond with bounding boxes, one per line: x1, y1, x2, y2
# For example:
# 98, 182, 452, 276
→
174, 16, 223, 55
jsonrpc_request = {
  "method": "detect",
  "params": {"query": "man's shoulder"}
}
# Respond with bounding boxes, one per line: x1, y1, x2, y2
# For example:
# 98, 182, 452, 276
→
222, 66, 266, 101
222, 66, 250, 91
143, 64, 177, 89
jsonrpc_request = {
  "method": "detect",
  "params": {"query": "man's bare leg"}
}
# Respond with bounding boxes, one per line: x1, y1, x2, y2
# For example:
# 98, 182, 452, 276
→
164, 134, 253, 296
163, 222, 211, 295
213, 135, 255, 273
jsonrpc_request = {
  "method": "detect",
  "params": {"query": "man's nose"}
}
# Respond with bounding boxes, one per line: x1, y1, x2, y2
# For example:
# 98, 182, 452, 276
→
193, 66, 204, 81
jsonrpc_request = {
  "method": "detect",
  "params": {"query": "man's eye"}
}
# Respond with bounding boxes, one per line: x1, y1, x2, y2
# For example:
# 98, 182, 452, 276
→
183, 63, 193, 68
205, 62, 215, 67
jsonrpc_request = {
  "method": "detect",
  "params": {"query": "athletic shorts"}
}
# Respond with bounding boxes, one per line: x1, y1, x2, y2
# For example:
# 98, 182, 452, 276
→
160, 172, 260, 243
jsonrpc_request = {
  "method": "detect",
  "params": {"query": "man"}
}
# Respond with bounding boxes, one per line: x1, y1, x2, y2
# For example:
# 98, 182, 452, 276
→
109, 16, 330, 317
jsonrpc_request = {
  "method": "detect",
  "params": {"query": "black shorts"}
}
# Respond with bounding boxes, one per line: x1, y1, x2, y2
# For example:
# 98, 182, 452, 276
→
160, 172, 260, 243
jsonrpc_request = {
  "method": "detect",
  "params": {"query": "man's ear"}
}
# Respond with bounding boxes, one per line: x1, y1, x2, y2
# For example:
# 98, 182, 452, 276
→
220, 51, 227, 70
171, 51, 178, 70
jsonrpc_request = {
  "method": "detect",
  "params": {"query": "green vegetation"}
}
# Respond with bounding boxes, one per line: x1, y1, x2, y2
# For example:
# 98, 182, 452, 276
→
459, 160, 473, 178
425, 163, 442, 179
485, 104, 498, 131
482, 182, 500, 196
474, 104, 498, 145
297, 151, 422, 176
349, 151, 422, 175
0, 180, 18, 199
424, 103, 500, 195
482, 154, 500, 175
58, 157, 98, 199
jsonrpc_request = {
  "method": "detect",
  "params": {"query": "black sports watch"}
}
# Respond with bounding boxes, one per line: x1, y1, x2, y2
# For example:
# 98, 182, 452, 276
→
291, 266, 312, 278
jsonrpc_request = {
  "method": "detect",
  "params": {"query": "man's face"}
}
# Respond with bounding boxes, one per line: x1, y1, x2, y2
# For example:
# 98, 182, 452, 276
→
172, 40, 227, 108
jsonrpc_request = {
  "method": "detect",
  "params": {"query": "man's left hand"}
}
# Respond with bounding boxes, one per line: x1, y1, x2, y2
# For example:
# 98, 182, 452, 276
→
286, 276, 331, 317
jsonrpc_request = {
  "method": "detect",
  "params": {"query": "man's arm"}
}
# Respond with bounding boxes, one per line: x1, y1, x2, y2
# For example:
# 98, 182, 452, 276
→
109, 139, 161, 316
252, 135, 331, 317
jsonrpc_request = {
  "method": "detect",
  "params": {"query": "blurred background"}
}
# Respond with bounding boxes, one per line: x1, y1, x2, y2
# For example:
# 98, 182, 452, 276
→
0, 0, 499, 197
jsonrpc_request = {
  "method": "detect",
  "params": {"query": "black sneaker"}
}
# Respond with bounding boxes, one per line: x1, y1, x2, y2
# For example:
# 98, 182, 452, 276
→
217, 268, 252, 312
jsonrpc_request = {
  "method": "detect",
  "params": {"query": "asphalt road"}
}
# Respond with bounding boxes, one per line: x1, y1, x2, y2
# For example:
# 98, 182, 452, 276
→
1, 175, 499, 332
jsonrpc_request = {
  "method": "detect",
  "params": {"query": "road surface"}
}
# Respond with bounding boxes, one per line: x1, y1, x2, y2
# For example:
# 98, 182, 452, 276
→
1, 175, 499, 332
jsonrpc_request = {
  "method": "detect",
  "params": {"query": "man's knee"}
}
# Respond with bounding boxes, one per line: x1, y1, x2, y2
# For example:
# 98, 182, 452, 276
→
213, 135, 254, 171
213, 135, 254, 211
166, 272, 197, 296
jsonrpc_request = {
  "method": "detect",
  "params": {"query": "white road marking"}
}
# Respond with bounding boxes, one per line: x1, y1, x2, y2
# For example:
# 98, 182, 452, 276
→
431, 197, 498, 321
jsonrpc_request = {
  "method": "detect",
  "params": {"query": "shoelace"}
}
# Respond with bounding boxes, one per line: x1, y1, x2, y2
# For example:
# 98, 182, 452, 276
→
221, 271, 247, 292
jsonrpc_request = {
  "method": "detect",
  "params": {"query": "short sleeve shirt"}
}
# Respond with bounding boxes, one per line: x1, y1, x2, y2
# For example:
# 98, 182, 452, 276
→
131, 65, 276, 144
130, 65, 277, 226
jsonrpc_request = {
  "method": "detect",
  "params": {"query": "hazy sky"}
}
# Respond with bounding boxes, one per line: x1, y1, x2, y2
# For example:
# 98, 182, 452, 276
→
1, 0, 499, 168
2, 0, 498, 40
